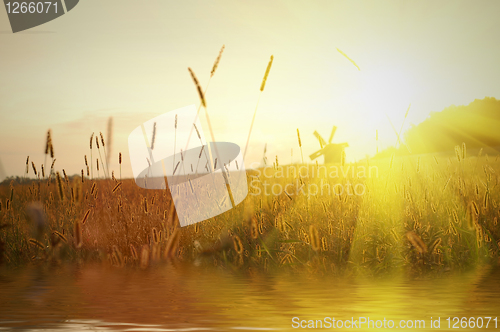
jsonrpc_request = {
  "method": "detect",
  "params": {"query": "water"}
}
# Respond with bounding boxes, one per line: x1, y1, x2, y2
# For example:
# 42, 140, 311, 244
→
1, 263, 500, 331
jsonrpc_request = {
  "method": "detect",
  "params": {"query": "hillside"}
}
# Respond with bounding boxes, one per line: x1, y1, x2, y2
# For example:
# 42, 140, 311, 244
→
377, 97, 500, 157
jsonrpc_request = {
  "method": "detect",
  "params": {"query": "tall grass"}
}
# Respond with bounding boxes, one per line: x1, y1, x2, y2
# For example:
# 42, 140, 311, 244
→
1, 148, 499, 275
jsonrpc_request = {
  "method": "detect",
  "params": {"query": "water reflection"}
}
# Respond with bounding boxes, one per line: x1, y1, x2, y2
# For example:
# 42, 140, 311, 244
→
1, 264, 499, 331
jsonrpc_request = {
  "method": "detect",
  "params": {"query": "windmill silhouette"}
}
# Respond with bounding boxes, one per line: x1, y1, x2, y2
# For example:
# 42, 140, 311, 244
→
309, 126, 348, 164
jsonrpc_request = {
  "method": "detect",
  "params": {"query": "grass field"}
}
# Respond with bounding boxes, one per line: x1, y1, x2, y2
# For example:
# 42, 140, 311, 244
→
1, 144, 499, 276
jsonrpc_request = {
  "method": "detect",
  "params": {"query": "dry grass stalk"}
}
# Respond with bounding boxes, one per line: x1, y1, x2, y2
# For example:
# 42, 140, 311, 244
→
106, 117, 113, 169
25, 156, 29, 175
250, 216, 259, 239
297, 128, 304, 164
164, 228, 180, 259
82, 209, 91, 225
211, 44, 225, 77
260, 55, 274, 92
309, 225, 320, 251
90, 133, 94, 179
31, 162, 37, 176
243, 55, 274, 160
29, 238, 45, 249
56, 172, 64, 200
130, 244, 138, 261
233, 235, 244, 255
112, 182, 122, 193
74, 220, 82, 248
52, 230, 67, 243
188, 67, 206, 108
406, 231, 427, 254
140, 244, 150, 269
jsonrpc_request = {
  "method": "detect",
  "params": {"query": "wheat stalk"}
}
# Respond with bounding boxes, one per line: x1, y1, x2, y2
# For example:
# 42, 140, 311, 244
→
185, 45, 225, 152
89, 133, 94, 179
406, 231, 427, 254
106, 117, 113, 172
74, 220, 82, 249
243, 55, 274, 161
186, 69, 210, 170
309, 225, 320, 251
297, 129, 304, 164
99, 132, 110, 178
119, 152, 122, 181
44, 130, 51, 170
56, 172, 64, 200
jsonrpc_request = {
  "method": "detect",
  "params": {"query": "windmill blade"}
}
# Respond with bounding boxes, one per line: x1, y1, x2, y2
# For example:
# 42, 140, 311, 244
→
309, 148, 325, 161
385, 113, 412, 154
328, 126, 337, 143
313, 131, 326, 148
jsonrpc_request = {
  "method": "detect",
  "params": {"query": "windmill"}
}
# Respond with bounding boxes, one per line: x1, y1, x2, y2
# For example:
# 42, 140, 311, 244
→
309, 126, 349, 164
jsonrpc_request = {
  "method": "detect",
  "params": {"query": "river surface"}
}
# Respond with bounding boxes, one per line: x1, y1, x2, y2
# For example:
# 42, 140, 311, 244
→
1, 264, 500, 331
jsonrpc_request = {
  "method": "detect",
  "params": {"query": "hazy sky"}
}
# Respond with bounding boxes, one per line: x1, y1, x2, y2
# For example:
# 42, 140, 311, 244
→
1, 0, 500, 179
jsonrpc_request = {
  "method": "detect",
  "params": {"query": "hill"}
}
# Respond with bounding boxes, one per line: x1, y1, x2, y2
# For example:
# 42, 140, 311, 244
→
376, 97, 500, 158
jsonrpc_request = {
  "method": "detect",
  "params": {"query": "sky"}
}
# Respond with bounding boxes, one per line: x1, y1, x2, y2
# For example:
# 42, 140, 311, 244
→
1, 0, 500, 180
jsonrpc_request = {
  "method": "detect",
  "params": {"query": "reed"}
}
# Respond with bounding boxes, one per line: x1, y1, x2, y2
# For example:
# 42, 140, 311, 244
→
309, 225, 320, 251
406, 231, 427, 254
233, 235, 244, 255
99, 132, 110, 178
31, 161, 37, 177
188, 68, 206, 108
82, 209, 91, 225
211, 44, 225, 77
52, 230, 67, 243
130, 244, 138, 261
188, 67, 234, 206
29, 238, 45, 250
164, 228, 180, 259
112, 182, 122, 193
90, 133, 94, 179
25, 156, 29, 177
74, 220, 82, 248
106, 117, 113, 171
297, 128, 304, 164
56, 172, 65, 200
243, 55, 274, 160
119, 152, 122, 180
140, 244, 149, 269
44, 129, 51, 169
185, 45, 224, 151
62, 169, 69, 184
